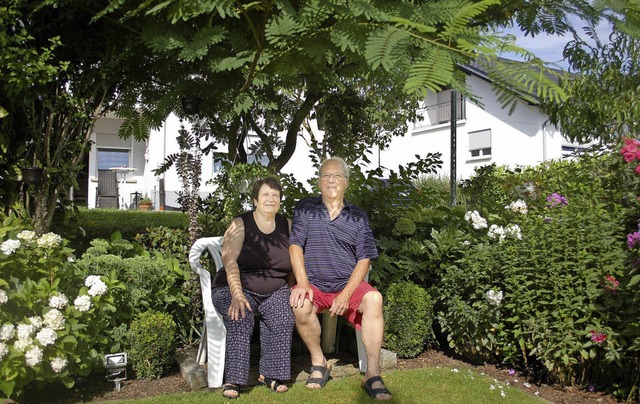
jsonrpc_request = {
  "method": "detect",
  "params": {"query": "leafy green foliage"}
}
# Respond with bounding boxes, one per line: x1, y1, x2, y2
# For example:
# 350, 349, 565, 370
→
0, 218, 124, 398
128, 311, 177, 379
52, 209, 188, 255
383, 281, 435, 358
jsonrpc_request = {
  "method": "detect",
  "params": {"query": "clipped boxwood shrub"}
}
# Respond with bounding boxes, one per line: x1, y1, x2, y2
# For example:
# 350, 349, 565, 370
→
128, 311, 177, 379
383, 281, 435, 358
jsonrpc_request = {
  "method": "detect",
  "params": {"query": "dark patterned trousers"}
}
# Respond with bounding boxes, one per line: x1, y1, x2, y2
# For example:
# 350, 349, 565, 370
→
211, 285, 294, 385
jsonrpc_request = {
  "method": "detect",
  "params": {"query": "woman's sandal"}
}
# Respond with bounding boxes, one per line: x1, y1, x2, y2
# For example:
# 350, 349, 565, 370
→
362, 376, 392, 400
258, 375, 288, 393
222, 383, 240, 399
305, 363, 332, 389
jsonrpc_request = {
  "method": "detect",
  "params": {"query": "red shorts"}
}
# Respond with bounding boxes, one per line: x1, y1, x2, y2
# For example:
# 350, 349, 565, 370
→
294, 282, 378, 330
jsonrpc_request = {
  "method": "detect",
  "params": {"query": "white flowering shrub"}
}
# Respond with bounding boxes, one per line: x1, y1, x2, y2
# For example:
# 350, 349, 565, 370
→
0, 220, 124, 399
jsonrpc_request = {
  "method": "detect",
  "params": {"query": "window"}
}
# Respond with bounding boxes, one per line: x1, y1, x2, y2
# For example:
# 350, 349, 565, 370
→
212, 153, 270, 174
469, 129, 491, 158
425, 90, 466, 125
97, 149, 129, 170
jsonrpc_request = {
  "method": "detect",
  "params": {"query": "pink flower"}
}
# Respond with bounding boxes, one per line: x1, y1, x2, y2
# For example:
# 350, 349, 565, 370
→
624, 152, 637, 162
589, 330, 607, 344
604, 275, 620, 294
635, 165, 640, 175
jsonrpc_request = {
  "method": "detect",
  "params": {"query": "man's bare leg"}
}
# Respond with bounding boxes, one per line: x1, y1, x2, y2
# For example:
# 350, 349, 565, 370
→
359, 290, 392, 400
293, 300, 328, 389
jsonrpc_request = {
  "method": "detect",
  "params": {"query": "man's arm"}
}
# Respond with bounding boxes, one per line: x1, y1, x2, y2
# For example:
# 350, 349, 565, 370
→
289, 244, 314, 307
328, 258, 370, 316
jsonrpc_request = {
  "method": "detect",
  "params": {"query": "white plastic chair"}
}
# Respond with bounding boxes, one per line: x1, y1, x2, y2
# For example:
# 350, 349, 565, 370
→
188, 236, 226, 388
188, 236, 368, 388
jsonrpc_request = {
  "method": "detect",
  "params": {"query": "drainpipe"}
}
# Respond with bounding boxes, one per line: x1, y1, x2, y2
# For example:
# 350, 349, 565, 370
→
542, 119, 550, 162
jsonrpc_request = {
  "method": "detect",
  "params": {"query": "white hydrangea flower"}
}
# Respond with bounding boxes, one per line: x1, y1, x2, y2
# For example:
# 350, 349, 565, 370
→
1, 239, 21, 255
0, 324, 16, 341
49, 294, 69, 309
0, 342, 7, 359
487, 224, 506, 242
505, 224, 522, 240
85, 275, 102, 287
0, 290, 7, 304
88, 280, 107, 297
16, 230, 36, 242
17, 324, 34, 340
35, 327, 57, 346
74, 295, 92, 312
67, 256, 75, 263
505, 200, 528, 214
36, 232, 62, 249
486, 289, 504, 306
464, 210, 488, 229
14, 337, 34, 352
43, 309, 65, 331
25, 346, 43, 367
28, 316, 43, 329
51, 357, 68, 373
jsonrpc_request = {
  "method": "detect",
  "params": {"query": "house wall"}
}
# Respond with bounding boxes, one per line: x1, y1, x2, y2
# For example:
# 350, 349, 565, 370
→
87, 74, 570, 210
376, 75, 565, 180
88, 117, 147, 209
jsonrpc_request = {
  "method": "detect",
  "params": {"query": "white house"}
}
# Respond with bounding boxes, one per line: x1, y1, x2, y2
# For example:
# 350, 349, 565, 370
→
84, 63, 581, 210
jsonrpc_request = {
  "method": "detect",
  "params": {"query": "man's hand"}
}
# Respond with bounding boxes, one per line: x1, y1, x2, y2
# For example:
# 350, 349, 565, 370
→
228, 293, 251, 321
329, 290, 351, 317
290, 283, 313, 308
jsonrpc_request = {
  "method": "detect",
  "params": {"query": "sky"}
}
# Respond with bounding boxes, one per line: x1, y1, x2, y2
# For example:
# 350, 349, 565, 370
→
502, 19, 613, 70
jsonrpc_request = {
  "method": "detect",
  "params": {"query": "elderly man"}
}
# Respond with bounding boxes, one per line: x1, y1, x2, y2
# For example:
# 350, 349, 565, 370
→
289, 157, 392, 400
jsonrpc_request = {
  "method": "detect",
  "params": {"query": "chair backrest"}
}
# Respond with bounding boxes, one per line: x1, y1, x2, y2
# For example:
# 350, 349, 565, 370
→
97, 170, 118, 196
188, 237, 224, 316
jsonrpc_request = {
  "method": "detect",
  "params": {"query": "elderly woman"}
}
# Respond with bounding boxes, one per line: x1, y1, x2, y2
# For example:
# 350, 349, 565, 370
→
211, 177, 294, 399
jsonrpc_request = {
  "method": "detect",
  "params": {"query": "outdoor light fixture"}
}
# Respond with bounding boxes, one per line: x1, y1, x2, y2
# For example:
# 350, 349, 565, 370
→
21, 167, 43, 184
104, 352, 127, 391
181, 96, 201, 116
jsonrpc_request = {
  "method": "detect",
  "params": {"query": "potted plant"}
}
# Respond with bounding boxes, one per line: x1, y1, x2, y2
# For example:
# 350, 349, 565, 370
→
138, 196, 153, 211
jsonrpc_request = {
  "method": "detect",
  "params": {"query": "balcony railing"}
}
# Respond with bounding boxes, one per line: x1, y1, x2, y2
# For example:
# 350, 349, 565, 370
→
420, 94, 466, 127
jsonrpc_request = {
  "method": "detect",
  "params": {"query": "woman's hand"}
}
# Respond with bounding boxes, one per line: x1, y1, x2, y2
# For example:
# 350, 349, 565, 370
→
228, 293, 252, 321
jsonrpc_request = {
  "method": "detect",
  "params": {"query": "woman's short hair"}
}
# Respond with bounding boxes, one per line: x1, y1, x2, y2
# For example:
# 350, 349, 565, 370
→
251, 177, 283, 202
319, 156, 350, 178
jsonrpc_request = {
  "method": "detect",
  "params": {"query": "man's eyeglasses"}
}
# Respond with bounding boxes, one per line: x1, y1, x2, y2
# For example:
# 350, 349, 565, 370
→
321, 173, 346, 181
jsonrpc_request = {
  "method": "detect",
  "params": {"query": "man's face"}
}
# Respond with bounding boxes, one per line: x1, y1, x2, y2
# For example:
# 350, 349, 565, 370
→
319, 160, 348, 199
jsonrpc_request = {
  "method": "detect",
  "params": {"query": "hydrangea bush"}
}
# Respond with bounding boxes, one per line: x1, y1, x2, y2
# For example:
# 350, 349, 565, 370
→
0, 217, 123, 399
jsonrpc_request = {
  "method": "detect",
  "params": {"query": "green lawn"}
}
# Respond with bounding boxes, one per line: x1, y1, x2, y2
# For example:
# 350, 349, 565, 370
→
106, 367, 544, 403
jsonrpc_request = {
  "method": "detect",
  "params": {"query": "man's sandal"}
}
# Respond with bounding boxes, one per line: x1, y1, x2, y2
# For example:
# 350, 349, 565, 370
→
305, 363, 332, 389
362, 376, 392, 400
222, 383, 240, 399
258, 375, 288, 393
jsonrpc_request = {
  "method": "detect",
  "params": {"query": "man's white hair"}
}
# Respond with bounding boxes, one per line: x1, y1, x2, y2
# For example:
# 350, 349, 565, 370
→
319, 156, 350, 178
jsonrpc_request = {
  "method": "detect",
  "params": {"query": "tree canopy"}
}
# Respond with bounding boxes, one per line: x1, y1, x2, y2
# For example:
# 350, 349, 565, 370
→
102, 0, 573, 172
545, 0, 640, 143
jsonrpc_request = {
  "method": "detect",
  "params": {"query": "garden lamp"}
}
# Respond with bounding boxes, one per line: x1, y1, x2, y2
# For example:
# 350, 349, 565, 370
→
105, 352, 127, 391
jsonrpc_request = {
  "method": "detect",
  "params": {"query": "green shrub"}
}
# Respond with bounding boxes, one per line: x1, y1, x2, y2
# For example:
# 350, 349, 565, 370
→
75, 250, 191, 348
53, 209, 189, 254
383, 281, 435, 358
128, 311, 177, 379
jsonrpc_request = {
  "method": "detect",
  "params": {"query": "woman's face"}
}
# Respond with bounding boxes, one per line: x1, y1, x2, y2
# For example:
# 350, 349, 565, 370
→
253, 184, 281, 215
